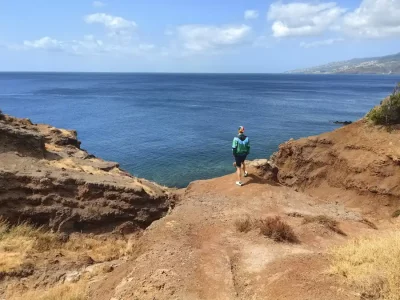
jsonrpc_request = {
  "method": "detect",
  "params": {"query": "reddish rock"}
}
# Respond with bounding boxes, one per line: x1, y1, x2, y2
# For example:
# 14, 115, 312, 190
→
0, 114, 173, 233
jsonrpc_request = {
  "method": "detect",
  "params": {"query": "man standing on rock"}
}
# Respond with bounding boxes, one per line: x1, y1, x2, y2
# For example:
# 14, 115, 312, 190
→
232, 126, 250, 186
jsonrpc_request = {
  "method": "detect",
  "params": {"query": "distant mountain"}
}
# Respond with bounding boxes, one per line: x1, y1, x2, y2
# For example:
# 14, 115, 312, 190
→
287, 52, 400, 74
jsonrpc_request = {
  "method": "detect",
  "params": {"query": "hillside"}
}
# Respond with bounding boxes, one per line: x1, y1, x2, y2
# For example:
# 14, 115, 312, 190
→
90, 117, 400, 300
288, 52, 400, 74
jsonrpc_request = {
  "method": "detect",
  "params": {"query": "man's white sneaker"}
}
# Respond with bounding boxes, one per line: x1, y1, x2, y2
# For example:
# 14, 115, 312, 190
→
244, 171, 248, 177
236, 181, 243, 186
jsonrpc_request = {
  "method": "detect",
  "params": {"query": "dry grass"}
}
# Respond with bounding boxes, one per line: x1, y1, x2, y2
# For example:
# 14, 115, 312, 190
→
0, 220, 138, 300
0, 219, 135, 274
256, 217, 298, 243
64, 234, 135, 262
303, 215, 346, 236
331, 232, 400, 300
0, 220, 61, 273
234, 215, 253, 233
8, 281, 88, 300
235, 215, 298, 243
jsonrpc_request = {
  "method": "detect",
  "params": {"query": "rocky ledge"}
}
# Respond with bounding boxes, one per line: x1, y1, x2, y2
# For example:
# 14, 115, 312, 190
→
0, 112, 173, 233
272, 119, 400, 209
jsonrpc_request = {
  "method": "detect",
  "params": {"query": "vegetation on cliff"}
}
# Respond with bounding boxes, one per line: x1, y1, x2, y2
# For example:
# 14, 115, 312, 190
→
366, 83, 400, 125
332, 233, 400, 300
0, 219, 137, 299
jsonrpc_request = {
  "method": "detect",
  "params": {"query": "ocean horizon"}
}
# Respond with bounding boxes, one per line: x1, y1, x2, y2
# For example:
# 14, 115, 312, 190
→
2, 71, 400, 75
1, 72, 400, 187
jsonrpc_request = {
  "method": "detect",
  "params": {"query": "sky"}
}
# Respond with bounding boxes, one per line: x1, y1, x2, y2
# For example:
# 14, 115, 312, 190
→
0, 0, 400, 73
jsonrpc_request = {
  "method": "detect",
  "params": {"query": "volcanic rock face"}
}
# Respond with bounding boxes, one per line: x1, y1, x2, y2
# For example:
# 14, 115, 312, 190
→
0, 113, 172, 232
272, 120, 400, 206
0, 118, 45, 158
246, 159, 279, 182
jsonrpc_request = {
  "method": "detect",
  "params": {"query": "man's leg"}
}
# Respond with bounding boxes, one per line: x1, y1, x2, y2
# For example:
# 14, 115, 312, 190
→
242, 161, 246, 174
236, 165, 241, 182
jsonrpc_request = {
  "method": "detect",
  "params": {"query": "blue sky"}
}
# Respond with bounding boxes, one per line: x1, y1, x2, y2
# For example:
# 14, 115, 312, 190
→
0, 0, 399, 72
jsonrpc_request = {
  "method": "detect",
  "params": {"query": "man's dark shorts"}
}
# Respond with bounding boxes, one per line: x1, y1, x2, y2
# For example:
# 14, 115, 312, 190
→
234, 155, 247, 168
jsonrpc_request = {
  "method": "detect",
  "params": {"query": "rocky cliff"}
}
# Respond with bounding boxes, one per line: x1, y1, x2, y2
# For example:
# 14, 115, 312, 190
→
0, 112, 173, 233
271, 120, 400, 210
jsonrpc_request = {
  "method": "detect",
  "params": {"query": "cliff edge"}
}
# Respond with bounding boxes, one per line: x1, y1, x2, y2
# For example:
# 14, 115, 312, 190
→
0, 112, 173, 233
273, 120, 400, 210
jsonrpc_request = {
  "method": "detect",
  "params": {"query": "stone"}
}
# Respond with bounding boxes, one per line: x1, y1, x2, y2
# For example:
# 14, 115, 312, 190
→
64, 271, 81, 283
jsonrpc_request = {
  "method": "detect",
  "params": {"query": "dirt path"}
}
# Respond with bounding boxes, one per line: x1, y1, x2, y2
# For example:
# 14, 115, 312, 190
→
92, 167, 376, 300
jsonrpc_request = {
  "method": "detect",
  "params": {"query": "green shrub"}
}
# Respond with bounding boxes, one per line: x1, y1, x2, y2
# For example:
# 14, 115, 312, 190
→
366, 93, 400, 125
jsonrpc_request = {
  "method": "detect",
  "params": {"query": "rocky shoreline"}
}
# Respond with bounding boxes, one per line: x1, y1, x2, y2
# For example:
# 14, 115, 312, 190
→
0, 111, 173, 233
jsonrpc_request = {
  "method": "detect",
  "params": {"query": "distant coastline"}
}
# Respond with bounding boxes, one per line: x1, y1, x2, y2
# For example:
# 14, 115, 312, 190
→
287, 52, 400, 75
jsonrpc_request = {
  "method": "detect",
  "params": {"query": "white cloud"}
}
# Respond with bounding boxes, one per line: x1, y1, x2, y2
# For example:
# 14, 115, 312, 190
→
92, 1, 105, 8
23, 37, 65, 51
84, 13, 137, 31
18, 12, 157, 58
268, 2, 346, 37
23, 36, 104, 55
22, 35, 154, 56
244, 10, 259, 20
300, 38, 344, 48
175, 24, 251, 52
71, 35, 106, 55
343, 0, 400, 37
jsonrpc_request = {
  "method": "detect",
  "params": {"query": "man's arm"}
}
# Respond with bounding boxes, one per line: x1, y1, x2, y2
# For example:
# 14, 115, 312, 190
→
247, 138, 250, 155
232, 138, 238, 155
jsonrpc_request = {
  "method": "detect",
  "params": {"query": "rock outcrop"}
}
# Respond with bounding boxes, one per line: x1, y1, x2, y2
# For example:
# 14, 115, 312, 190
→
0, 114, 172, 232
272, 120, 400, 208
246, 159, 279, 182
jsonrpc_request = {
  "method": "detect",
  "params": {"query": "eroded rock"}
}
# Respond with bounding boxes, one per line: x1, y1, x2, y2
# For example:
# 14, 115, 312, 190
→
0, 114, 173, 233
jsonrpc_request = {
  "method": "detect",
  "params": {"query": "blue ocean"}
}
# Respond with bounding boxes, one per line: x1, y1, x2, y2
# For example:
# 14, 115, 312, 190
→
1, 73, 399, 187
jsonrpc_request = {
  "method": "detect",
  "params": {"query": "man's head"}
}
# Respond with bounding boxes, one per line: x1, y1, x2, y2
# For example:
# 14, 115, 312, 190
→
238, 126, 245, 133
